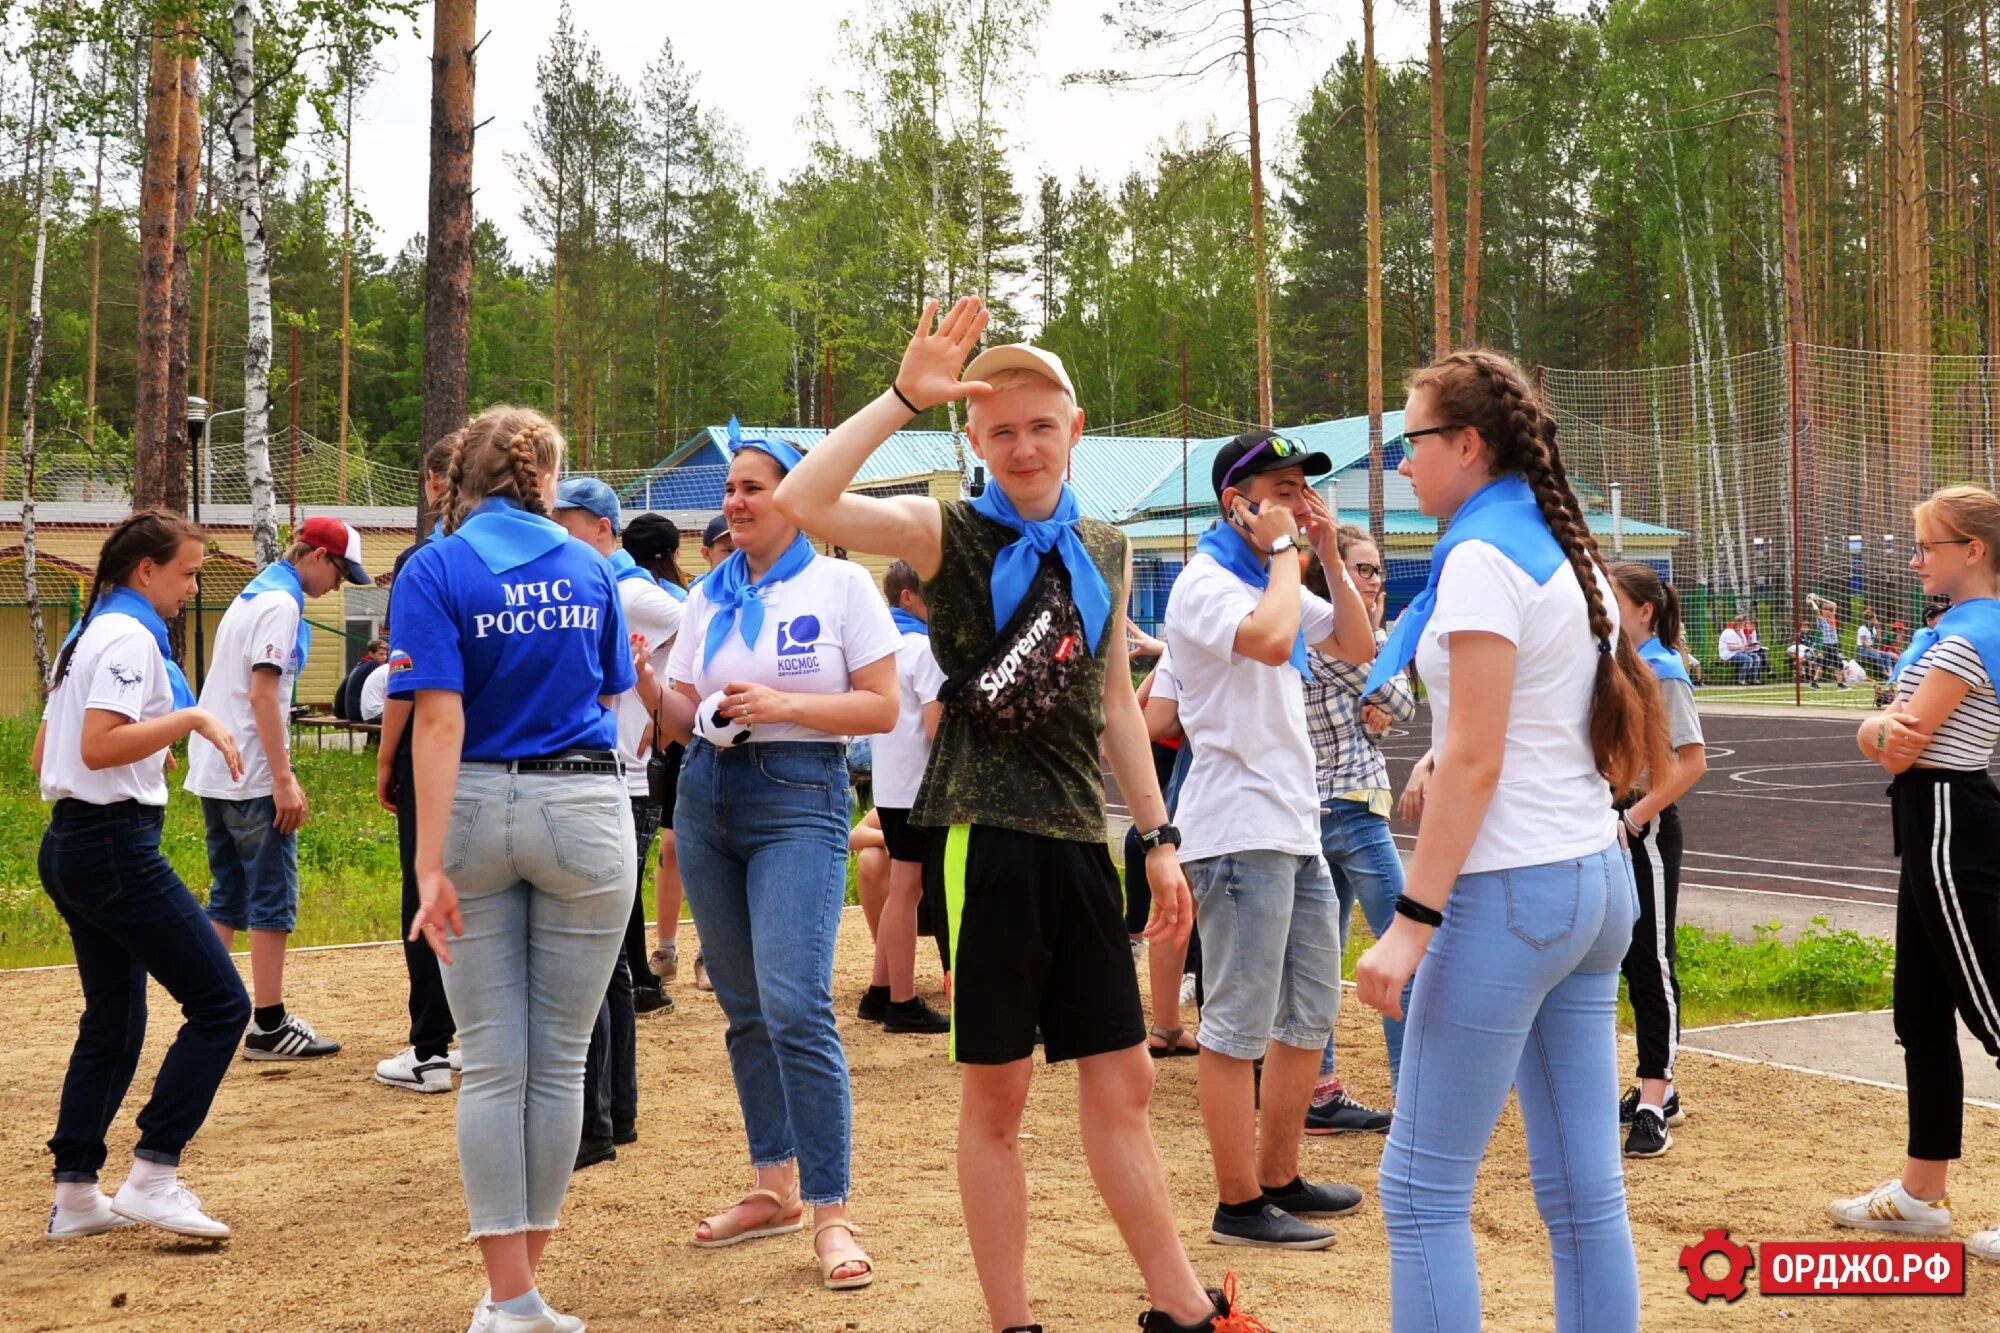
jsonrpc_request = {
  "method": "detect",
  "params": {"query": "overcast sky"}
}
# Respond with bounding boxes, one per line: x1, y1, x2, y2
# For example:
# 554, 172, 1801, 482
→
343, 1, 1435, 261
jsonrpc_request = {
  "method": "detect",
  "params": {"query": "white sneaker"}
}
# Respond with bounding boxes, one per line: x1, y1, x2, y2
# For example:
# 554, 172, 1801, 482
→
1970, 1228, 2000, 1263
375, 1046, 455, 1093
110, 1176, 231, 1239
1179, 972, 1197, 1006
470, 1305, 584, 1333
1827, 1178, 1952, 1236
449, 1047, 463, 1073
44, 1191, 136, 1240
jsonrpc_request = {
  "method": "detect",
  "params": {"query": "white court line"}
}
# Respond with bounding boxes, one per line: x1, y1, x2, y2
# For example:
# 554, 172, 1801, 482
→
1683, 868, 1900, 892
1676, 1044, 2000, 1112
1684, 1008, 1891, 1033
1683, 789, 1887, 808
1681, 849, 1897, 877
1681, 879, 1895, 902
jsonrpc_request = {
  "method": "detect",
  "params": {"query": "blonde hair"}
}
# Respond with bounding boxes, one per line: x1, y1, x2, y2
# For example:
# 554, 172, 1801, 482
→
1915, 484, 2000, 569
282, 539, 317, 565
967, 366, 1078, 423
443, 406, 566, 532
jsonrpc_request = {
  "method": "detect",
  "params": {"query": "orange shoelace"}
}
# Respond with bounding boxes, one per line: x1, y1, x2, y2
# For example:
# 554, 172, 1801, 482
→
1208, 1273, 1271, 1333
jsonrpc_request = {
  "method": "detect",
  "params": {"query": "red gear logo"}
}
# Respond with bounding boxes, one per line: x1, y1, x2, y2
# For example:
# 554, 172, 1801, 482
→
1680, 1228, 1755, 1303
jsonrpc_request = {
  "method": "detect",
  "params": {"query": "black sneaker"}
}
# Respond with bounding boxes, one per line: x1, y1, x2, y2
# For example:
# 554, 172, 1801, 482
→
612, 1120, 638, 1147
1618, 1086, 1684, 1126
575, 1136, 617, 1170
633, 985, 675, 1016
856, 985, 890, 1023
1208, 1201, 1336, 1250
1623, 1107, 1671, 1158
1304, 1085, 1390, 1135
242, 1012, 340, 1061
883, 996, 951, 1034
1261, 1177, 1364, 1219
1139, 1278, 1259, 1332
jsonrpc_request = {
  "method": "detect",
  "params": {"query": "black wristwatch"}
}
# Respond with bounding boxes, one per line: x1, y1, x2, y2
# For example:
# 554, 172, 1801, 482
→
1136, 823, 1182, 853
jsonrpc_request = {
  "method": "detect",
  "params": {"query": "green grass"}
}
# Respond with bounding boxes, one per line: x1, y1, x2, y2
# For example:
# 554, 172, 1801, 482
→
1692, 681, 1877, 709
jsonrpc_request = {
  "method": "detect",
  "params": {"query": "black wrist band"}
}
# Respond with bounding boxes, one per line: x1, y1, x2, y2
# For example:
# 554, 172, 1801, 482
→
891, 383, 921, 415
1394, 894, 1444, 927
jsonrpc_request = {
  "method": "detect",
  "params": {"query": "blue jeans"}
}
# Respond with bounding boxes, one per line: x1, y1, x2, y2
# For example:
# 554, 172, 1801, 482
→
1378, 844, 1640, 1332
41, 801, 251, 1179
1184, 849, 1341, 1061
201, 795, 300, 932
1317, 799, 1409, 1091
438, 766, 635, 1236
675, 740, 854, 1205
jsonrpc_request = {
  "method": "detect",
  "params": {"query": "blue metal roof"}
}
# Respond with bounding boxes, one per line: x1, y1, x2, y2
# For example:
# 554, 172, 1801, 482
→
1124, 412, 1408, 515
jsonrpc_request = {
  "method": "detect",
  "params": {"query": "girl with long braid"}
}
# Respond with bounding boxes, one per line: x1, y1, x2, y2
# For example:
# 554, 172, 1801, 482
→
393, 406, 638, 1333
35, 511, 250, 1241
1355, 350, 1669, 1331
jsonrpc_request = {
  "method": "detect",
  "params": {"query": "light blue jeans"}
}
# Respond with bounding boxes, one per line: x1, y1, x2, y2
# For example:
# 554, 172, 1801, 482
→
1378, 843, 1640, 1332
437, 765, 636, 1237
1317, 798, 1409, 1091
1185, 849, 1341, 1062
675, 740, 854, 1205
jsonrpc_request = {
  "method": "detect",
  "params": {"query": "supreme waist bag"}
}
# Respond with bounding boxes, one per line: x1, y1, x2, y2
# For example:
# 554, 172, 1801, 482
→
938, 556, 1090, 738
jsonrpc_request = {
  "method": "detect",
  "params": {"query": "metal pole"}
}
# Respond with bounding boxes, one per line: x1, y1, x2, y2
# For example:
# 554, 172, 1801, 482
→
289, 320, 301, 534
1611, 480, 1625, 556
1788, 336, 1803, 707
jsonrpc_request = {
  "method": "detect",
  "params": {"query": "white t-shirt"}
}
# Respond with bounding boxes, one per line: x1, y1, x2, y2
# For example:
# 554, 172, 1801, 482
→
1857, 623, 1876, 651
40, 612, 178, 806
359, 663, 390, 722
1717, 626, 1747, 660
666, 555, 900, 744
615, 576, 685, 796
872, 629, 947, 809
1165, 553, 1337, 862
186, 589, 302, 799
1416, 540, 1618, 873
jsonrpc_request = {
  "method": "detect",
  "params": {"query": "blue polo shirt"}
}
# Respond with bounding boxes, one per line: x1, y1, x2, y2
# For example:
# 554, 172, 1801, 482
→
388, 528, 634, 762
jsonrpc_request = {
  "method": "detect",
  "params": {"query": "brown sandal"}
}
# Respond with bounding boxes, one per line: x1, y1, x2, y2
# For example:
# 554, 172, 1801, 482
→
813, 1218, 875, 1290
1148, 1025, 1199, 1058
691, 1187, 803, 1248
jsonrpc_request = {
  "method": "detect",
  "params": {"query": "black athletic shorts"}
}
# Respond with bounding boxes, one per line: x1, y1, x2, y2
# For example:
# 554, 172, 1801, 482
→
877, 806, 927, 863
924, 823, 1145, 1065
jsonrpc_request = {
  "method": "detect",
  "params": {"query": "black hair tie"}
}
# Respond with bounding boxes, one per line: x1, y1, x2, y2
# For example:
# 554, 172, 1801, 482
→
1598, 638, 1613, 654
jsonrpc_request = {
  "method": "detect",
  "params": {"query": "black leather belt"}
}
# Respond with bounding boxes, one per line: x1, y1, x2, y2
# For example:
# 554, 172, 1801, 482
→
510, 749, 619, 775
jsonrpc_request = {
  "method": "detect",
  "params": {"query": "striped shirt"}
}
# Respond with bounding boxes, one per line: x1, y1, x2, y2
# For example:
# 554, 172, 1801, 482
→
1898, 635, 2000, 770
1303, 630, 1417, 808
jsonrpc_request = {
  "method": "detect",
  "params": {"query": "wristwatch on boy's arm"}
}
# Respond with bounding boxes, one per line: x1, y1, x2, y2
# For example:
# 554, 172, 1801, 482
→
1136, 823, 1182, 853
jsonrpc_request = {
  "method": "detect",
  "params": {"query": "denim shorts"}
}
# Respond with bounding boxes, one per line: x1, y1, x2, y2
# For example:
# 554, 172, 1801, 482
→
201, 795, 300, 932
1186, 848, 1341, 1061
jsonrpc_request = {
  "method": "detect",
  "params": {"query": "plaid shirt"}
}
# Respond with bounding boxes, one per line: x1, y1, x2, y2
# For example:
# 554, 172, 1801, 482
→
1303, 631, 1416, 806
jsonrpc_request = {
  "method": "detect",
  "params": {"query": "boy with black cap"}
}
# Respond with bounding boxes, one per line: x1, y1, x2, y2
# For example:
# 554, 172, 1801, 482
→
1166, 430, 1377, 1249
778, 296, 1263, 1333
188, 514, 371, 1061
552, 477, 684, 1164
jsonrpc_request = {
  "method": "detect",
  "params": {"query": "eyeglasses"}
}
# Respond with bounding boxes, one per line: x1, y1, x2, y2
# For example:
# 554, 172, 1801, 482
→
1219, 434, 1308, 493
1351, 562, 1384, 581
1386, 424, 1460, 454
1913, 538, 1975, 560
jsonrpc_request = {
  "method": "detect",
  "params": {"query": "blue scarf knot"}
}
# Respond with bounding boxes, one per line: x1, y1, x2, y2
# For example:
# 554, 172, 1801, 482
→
1893, 598, 2000, 684
239, 560, 312, 673
1366, 474, 1566, 693
607, 548, 658, 587
701, 532, 817, 666
967, 481, 1112, 653
60, 585, 196, 709
728, 416, 804, 473
890, 608, 929, 637
1195, 522, 1308, 674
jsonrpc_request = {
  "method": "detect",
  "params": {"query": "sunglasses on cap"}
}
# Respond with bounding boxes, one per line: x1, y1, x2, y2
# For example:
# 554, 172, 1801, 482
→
1219, 434, 1310, 494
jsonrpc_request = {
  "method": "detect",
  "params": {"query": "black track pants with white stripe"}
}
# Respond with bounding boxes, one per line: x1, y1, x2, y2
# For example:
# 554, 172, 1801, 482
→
1620, 805, 1683, 1083
1891, 770, 2000, 1161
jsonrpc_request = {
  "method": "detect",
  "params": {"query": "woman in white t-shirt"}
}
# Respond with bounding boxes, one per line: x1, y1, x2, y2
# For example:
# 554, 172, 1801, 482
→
33, 511, 250, 1242
656, 430, 899, 1291
1354, 350, 1670, 1332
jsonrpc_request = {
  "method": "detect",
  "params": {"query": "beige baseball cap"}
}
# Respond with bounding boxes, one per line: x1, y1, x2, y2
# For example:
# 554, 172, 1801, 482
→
962, 342, 1076, 398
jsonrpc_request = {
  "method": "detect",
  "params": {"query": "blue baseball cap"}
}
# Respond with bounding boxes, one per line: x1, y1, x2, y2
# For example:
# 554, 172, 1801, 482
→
554, 476, 623, 533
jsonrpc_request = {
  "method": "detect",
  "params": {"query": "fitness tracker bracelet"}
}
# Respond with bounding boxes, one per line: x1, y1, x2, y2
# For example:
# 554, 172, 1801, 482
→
1394, 894, 1444, 928
1136, 823, 1182, 853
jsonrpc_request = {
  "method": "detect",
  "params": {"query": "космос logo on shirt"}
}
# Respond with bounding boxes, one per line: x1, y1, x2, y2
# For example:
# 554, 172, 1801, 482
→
776, 615, 821, 677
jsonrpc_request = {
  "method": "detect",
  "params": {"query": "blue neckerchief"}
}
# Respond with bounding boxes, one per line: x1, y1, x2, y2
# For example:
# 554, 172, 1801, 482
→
727, 416, 804, 473
60, 585, 196, 709
660, 579, 688, 602
1195, 521, 1308, 674
967, 481, 1112, 653
1894, 598, 2000, 683
452, 497, 571, 575
890, 608, 929, 637
1366, 473, 1566, 693
607, 548, 657, 587
1638, 635, 1692, 687
239, 560, 311, 673
701, 532, 817, 666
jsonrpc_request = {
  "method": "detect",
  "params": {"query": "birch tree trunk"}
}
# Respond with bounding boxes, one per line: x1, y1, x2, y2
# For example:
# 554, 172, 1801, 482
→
338, 69, 354, 495
1364, 0, 1385, 538
230, 2, 279, 566
1428, 0, 1449, 357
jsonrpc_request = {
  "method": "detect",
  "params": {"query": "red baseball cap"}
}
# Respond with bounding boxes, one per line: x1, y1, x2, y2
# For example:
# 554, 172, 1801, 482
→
298, 515, 372, 585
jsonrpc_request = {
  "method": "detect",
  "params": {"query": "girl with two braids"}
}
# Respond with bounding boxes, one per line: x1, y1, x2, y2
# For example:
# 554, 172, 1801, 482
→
1355, 350, 1669, 1331
391, 406, 640, 1333
35, 511, 251, 1241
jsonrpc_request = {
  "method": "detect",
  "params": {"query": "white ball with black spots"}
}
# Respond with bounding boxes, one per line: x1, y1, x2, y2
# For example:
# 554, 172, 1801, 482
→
696, 688, 753, 749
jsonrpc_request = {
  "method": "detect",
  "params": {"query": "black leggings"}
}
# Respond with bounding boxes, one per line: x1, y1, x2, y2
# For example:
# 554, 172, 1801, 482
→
1620, 804, 1683, 1083
1891, 769, 2000, 1161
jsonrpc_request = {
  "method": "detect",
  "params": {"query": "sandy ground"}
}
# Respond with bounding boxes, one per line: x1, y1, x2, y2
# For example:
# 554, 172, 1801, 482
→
5, 921, 2000, 1332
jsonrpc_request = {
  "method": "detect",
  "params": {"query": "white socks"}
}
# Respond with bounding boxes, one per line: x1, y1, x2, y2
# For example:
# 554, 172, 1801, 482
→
54, 1181, 105, 1213
123, 1157, 177, 1194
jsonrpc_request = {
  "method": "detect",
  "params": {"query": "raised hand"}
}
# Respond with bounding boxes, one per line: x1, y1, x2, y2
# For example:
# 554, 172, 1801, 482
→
895, 297, 995, 412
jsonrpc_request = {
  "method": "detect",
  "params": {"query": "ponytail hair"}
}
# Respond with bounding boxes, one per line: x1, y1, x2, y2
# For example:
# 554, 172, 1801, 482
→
52, 509, 206, 692
1409, 348, 1672, 797
1608, 561, 1683, 652
441, 406, 566, 533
